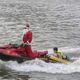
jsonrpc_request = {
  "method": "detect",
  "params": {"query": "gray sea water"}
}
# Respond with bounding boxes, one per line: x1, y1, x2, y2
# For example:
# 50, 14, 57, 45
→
0, 0, 80, 80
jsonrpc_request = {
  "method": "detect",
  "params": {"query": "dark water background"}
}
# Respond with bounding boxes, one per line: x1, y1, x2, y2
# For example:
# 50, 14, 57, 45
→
0, 0, 80, 80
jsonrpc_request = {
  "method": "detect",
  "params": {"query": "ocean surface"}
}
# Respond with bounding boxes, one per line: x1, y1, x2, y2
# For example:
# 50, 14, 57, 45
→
0, 0, 80, 80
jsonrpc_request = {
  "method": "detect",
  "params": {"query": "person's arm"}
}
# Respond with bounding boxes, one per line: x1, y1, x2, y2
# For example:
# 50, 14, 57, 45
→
27, 31, 32, 43
53, 53, 57, 57
23, 33, 28, 43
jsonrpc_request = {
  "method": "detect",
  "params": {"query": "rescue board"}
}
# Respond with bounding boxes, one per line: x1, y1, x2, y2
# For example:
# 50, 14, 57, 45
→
48, 56, 71, 64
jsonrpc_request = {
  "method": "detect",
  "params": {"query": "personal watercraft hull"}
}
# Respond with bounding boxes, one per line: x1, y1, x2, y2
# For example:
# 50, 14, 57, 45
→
0, 49, 26, 63
0, 44, 48, 63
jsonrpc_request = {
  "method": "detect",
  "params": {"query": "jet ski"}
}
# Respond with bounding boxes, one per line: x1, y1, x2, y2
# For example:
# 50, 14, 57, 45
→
0, 43, 48, 63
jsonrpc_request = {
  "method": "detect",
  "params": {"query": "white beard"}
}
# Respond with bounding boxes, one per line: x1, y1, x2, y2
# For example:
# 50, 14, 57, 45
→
23, 29, 29, 35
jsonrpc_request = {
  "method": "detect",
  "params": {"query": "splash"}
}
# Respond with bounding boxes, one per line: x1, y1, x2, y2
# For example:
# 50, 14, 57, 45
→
1, 47, 80, 74
4, 57, 80, 74
48, 47, 80, 57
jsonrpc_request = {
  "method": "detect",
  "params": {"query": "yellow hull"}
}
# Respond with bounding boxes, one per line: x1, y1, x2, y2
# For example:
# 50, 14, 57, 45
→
49, 56, 71, 64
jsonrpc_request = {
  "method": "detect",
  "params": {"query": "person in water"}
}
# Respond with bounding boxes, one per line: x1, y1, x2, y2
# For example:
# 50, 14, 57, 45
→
22, 23, 40, 58
53, 47, 67, 59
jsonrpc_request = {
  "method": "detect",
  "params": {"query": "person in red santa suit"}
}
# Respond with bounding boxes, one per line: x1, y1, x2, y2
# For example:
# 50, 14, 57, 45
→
22, 23, 40, 58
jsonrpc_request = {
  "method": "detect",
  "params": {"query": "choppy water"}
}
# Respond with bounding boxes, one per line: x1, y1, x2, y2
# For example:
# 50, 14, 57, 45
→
0, 0, 80, 80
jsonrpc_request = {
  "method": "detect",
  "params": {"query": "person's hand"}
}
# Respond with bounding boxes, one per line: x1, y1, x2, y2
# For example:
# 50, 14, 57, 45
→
21, 42, 31, 47
26, 41, 31, 45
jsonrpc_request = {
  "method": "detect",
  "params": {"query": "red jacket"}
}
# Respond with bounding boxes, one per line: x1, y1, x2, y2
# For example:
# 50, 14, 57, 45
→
23, 30, 32, 43
22, 30, 40, 58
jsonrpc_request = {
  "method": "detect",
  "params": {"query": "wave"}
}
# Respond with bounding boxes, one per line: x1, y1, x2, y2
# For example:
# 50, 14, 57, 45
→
48, 47, 80, 58
0, 47, 80, 74
3, 57, 80, 74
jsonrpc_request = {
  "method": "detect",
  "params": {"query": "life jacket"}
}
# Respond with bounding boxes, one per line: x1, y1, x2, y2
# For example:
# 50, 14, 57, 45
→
56, 51, 65, 59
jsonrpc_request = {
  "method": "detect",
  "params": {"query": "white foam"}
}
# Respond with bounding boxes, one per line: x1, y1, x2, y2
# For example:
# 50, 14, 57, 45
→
47, 47, 80, 57
3, 57, 80, 74
59, 47, 80, 54
1, 47, 80, 74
